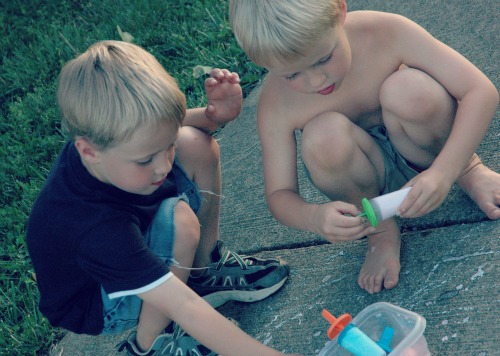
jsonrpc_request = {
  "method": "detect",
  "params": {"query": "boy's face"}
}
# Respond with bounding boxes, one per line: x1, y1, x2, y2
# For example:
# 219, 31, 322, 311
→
267, 25, 351, 95
79, 121, 178, 195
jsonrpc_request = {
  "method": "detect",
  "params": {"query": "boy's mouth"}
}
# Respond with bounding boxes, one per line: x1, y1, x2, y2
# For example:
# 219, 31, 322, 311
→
152, 178, 165, 186
318, 84, 335, 95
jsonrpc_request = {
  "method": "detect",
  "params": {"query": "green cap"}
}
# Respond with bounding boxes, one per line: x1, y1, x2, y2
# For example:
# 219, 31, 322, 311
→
361, 198, 378, 227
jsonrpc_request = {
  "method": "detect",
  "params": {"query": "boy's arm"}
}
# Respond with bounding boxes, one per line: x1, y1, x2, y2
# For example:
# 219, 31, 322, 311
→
139, 275, 289, 356
257, 96, 372, 243
183, 69, 242, 133
390, 15, 499, 216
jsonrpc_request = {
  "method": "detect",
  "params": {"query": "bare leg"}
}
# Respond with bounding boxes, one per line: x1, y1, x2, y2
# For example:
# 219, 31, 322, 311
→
358, 218, 401, 294
381, 68, 500, 219
175, 126, 222, 270
380, 68, 456, 169
136, 200, 200, 350
302, 113, 401, 293
136, 126, 223, 350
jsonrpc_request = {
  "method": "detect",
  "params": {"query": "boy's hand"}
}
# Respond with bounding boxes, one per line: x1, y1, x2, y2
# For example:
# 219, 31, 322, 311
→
310, 202, 374, 243
204, 68, 242, 126
398, 168, 453, 218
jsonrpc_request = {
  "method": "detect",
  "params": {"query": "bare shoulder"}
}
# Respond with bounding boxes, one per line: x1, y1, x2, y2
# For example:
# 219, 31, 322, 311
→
347, 10, 415, 31
258, 76, 301, 131
346, 11, 431, 62
346, 10, 424, 48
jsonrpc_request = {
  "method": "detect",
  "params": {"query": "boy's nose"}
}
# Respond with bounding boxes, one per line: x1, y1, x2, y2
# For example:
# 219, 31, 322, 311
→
307, 69, 327, 88
154, 152, 173, 176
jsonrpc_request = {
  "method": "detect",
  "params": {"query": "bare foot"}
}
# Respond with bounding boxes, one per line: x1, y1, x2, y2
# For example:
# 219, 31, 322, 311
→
458, 160, 500, 220
358, 218, 401, 294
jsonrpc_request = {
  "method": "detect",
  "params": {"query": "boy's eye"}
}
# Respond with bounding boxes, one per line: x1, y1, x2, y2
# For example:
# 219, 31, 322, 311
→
317, 52, 333, 66
285, 73, 299, 81
137, 157, 153, 166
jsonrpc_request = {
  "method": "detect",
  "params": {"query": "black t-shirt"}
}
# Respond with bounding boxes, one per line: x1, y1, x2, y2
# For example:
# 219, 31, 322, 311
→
26, 141, 196, 335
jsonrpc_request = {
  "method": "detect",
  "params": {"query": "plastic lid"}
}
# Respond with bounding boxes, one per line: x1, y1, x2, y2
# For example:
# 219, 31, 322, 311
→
322, 309, 353, 339
361, 198, 378, 227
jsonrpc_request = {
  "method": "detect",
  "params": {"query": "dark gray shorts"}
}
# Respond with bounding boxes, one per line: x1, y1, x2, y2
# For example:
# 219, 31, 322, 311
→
303, 125, 418, 195
366, 125, 418, 194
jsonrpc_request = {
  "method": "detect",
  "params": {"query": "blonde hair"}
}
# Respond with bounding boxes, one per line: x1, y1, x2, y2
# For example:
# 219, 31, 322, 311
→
230, 0, 342, 67
57, 40, 186, 149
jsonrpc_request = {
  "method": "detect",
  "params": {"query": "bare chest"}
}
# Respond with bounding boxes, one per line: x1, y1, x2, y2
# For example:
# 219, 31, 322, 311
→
267, 51, 401, 130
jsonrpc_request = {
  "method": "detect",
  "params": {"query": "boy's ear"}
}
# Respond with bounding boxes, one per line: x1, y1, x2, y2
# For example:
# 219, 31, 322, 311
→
74, 137, 101, 164
339, 0, 347, 25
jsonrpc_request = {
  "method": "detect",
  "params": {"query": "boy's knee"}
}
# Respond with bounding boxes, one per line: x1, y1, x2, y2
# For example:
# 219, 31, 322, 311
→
380, 68, 446, 122
178, 127, 220, 167
302, 112, 355, 168
174, 200, 200, 251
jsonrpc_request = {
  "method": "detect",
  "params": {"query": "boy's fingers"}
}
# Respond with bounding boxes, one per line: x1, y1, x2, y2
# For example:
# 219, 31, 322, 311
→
204, 77, 218, 87
228, 72, 241, 83
397, 186, 418, 216
209, 68, 224, 79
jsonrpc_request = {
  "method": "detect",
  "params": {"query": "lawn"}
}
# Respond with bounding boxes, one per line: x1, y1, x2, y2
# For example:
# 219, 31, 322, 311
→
0, 0, 264, 354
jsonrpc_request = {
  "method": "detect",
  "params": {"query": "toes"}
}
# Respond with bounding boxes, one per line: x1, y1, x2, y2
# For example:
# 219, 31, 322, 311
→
358, 274, 373, 294
383, 264, 400, 290
358, 273, 383, 294
383, 276, 399, 290
372, 274, 384, 293
486, 206, 500, 220
357, 275, 367, 291
358, 269, 399, 293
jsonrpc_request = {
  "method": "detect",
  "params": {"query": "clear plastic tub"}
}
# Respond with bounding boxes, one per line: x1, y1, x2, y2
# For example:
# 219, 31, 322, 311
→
319, 302, 430, 356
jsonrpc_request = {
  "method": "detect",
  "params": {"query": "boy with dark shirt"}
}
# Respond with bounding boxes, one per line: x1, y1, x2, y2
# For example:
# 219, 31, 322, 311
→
27, 40, 292, 355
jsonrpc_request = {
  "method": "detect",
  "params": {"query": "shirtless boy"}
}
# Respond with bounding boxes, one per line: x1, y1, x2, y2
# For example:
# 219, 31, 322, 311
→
229, 0, 499, 293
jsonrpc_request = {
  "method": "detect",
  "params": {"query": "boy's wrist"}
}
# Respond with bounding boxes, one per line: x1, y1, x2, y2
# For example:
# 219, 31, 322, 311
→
205, 111, 229, 134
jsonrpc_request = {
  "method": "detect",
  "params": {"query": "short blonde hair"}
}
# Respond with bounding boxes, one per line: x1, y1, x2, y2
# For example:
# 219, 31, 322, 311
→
57, 40, 186, 149
230, 0, 342, 68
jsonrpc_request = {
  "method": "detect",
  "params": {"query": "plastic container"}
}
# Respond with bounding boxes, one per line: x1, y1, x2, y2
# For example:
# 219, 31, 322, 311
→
319, 302, 430, 356
337, 323, 386, 356
360, 187, 411, 227
321, 310, 386, 356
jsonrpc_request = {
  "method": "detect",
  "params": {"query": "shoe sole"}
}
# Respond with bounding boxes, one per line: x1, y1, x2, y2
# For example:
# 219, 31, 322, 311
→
203, 276, 288, 308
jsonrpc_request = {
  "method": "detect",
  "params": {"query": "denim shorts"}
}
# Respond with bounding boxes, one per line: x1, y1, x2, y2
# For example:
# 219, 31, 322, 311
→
100, 159, 200, 335
303, 125, 418, 195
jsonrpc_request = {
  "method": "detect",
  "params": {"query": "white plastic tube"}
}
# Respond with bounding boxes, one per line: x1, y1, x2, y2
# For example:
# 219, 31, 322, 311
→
361, 187, 412, 226
370, 187, 411, 221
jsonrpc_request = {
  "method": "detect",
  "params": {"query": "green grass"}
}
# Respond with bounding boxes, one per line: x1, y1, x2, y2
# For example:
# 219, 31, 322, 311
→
0, 0, 265, 354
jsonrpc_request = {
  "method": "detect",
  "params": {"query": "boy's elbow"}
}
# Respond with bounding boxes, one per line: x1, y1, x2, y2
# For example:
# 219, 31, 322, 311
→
484, 78, 499, 107
492, 86, 499, 107
266, 192, 282, 218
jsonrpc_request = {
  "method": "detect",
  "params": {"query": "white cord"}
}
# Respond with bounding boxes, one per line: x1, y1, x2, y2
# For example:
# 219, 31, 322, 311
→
198, 189, 225, 199
168, 258, 210, 271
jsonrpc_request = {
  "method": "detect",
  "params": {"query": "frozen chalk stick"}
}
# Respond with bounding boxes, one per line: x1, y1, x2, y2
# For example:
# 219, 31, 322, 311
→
338, 324, 387, 356
377, 326, 394, 353
322, 309, 386, 356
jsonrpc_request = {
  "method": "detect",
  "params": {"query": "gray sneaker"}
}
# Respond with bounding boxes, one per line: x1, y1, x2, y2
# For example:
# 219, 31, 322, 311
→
116, 323, 216, 356
187, 241, 290, 308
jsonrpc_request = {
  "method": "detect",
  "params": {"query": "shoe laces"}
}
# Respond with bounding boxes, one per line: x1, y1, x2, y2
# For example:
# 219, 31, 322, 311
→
213, 242, 251, 271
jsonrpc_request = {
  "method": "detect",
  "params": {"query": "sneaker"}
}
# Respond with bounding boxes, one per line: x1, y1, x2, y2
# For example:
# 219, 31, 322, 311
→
187, 241, 290, 308
116, 323, 216, 356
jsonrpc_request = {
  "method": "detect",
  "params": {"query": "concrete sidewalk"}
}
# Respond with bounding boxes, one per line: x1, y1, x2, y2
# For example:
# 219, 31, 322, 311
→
50, 1, 498, 355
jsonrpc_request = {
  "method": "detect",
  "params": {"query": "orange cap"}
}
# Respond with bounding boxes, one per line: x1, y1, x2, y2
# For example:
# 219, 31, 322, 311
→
322, 309, 353, 339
